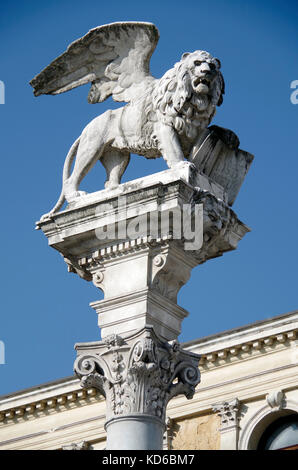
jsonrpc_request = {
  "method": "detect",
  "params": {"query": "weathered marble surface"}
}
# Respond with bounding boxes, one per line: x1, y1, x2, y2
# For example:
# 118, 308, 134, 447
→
74, 325, 200, 449
30, 22, 252, 221
189, 126, 253, 205
36, 166, 249, 341
31, 22, 253, 450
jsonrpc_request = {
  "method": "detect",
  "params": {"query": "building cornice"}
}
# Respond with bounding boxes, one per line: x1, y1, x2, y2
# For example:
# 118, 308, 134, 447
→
184, 311, 297, 366
184, 310, 297, 351
0, 385, 101, 424
198, 328, 297, 368
0, 312, 296, 425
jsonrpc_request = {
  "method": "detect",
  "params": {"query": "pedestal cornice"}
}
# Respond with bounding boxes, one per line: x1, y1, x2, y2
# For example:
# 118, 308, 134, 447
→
36, 167, 249, 340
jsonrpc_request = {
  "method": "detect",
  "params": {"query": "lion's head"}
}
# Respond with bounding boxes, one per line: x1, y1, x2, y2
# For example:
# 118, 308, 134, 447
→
151, 50, 225, 140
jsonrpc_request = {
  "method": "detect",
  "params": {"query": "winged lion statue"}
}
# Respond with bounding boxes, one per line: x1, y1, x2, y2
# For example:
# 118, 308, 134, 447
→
31, 21, 243, 220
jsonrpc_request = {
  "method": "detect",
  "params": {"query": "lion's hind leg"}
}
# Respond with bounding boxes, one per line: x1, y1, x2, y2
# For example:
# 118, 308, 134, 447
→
63, 135, 99, 202
63, 111, 114, 202
101, 150, 130, 190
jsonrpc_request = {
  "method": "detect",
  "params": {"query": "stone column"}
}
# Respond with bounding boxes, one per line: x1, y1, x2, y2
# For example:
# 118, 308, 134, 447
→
212, 398, 241, 450
37, 165, 249, 449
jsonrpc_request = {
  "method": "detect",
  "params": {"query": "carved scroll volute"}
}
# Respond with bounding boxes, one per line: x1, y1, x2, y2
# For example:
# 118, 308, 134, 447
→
73, 353, 111, 396
63, 255, 106, 292
150, 249, 194, 302
151, 253, 167, 282
92, 270, 105, 292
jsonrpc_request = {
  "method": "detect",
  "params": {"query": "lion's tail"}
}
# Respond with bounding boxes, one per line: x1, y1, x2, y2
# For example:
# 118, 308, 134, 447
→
62, 137, 80, 183
46, 137, 80, 217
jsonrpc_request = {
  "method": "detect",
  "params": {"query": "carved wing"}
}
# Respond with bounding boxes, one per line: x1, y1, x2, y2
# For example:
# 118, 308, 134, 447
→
30, 21, 159, 104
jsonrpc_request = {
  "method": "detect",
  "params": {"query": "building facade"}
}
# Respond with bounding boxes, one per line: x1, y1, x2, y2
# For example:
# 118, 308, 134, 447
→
0, 311, 297, 450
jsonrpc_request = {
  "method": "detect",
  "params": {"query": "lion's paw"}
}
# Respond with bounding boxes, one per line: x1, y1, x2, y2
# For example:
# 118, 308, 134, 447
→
40, 212, 54, 222
35, 211, 55, 229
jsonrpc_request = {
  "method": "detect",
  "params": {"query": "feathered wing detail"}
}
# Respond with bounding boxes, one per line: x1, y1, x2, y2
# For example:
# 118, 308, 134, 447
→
30, 22, 159, 104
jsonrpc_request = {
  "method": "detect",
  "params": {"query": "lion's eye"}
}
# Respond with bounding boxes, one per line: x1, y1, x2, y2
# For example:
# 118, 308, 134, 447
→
194, 60, 201, 66
209, 62, 216, 70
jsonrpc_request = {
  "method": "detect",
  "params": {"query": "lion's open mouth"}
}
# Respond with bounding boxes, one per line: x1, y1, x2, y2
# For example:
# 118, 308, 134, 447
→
193, 77, 211, 95
193, 77, 210, 88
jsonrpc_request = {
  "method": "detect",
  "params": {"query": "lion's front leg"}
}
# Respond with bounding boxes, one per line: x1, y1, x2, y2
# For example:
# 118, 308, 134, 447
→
156, 122, 186, 169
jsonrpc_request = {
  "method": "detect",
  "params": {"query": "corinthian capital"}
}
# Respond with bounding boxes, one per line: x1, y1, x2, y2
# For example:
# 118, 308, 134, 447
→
74, 326, 200, 423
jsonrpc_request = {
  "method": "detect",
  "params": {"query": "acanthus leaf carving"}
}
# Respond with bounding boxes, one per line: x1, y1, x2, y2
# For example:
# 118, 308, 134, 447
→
212, 398, 241, 430
74, 327, 200, 423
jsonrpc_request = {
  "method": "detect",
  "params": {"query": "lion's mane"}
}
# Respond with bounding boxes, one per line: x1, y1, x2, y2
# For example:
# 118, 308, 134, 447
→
144, 53, 225, 143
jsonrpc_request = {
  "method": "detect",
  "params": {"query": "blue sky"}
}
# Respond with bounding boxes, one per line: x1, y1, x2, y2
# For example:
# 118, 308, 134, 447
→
0, 0, 297, 395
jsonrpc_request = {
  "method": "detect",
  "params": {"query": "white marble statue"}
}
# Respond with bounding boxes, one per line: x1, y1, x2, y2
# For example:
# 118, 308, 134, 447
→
30, 21, 243, 218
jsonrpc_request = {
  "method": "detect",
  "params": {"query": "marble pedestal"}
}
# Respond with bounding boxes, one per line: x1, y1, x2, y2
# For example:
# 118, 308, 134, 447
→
37, 164, 249, 449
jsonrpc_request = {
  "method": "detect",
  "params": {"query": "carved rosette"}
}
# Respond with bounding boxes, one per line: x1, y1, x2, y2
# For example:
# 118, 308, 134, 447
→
74, 327, 200, 423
